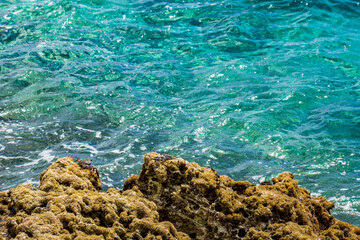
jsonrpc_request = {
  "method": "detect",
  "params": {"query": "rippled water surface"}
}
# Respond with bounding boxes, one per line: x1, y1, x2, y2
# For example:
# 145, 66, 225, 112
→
1, 0, 360, 225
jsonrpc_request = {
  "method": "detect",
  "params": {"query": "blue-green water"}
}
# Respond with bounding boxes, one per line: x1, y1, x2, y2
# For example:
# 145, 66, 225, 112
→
1, 0, 360, 225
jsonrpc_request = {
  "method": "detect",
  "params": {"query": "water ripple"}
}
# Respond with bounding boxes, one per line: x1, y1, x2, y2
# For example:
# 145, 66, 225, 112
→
0, 0, 360, 225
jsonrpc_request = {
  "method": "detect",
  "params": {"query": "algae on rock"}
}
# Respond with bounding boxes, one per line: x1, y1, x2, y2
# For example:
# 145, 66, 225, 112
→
124, 152, 360, 240
0, 157, 190, 240
1, 153, 360, 240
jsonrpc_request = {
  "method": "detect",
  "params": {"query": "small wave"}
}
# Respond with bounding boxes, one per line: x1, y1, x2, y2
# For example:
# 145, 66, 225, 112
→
1, 0, 360, 225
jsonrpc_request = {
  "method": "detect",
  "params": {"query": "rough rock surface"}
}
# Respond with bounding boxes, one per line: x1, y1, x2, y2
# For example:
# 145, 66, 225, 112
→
0, 153, 359, 240
124, 152, 360, 240
0, 157, 190, 240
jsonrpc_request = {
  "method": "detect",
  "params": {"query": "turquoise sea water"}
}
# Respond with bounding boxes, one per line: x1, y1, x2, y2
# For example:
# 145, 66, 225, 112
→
0, 0, 360, 225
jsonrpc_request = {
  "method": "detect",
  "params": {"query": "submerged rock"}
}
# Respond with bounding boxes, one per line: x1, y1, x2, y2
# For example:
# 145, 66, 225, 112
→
0, 153, 359, 239
124, 152, 360, 240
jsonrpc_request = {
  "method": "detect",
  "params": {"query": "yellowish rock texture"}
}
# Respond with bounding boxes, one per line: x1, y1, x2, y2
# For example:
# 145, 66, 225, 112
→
0, 153, 359, 239
0, 157, 190, 240
124, 152, 360, 240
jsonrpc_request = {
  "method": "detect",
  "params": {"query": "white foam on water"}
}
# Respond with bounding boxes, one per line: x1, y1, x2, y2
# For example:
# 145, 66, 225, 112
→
328, 195, 360, 217
311, 192, 321, 197
24, 178, 39, 186
251, 175, 264, 181
193, 126, 207, 143
123, 162, 138, 170
21, 149, 55, 167
62, 142, 100, 155
39, 149, 55, 162
111, 144, 133, 156
101, 164, 117, 174
110, 156, 125, 165
76, 126, 96, 132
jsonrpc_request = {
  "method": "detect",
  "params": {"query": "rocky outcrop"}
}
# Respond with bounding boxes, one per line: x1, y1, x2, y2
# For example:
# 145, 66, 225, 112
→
0, 153, 359, 240
0, 157, 190, 240
124, 152, 360, 240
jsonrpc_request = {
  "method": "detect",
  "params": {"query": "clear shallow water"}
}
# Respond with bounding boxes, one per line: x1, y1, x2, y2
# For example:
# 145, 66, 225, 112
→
0, 0, 360, 225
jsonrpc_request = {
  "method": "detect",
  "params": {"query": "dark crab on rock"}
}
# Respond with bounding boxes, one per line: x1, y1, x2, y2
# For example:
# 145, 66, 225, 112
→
154, 154, 174, 161
69, 156, 99, 177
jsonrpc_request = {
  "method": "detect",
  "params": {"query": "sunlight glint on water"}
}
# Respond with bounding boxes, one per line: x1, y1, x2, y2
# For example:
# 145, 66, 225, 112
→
0, 0, 360, 225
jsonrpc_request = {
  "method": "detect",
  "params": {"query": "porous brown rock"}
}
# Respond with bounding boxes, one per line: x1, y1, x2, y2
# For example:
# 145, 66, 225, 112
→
0, 157, 190, 240
1, 153, 359, 239
39, 157, 102, 192
124, 152, 360, 240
